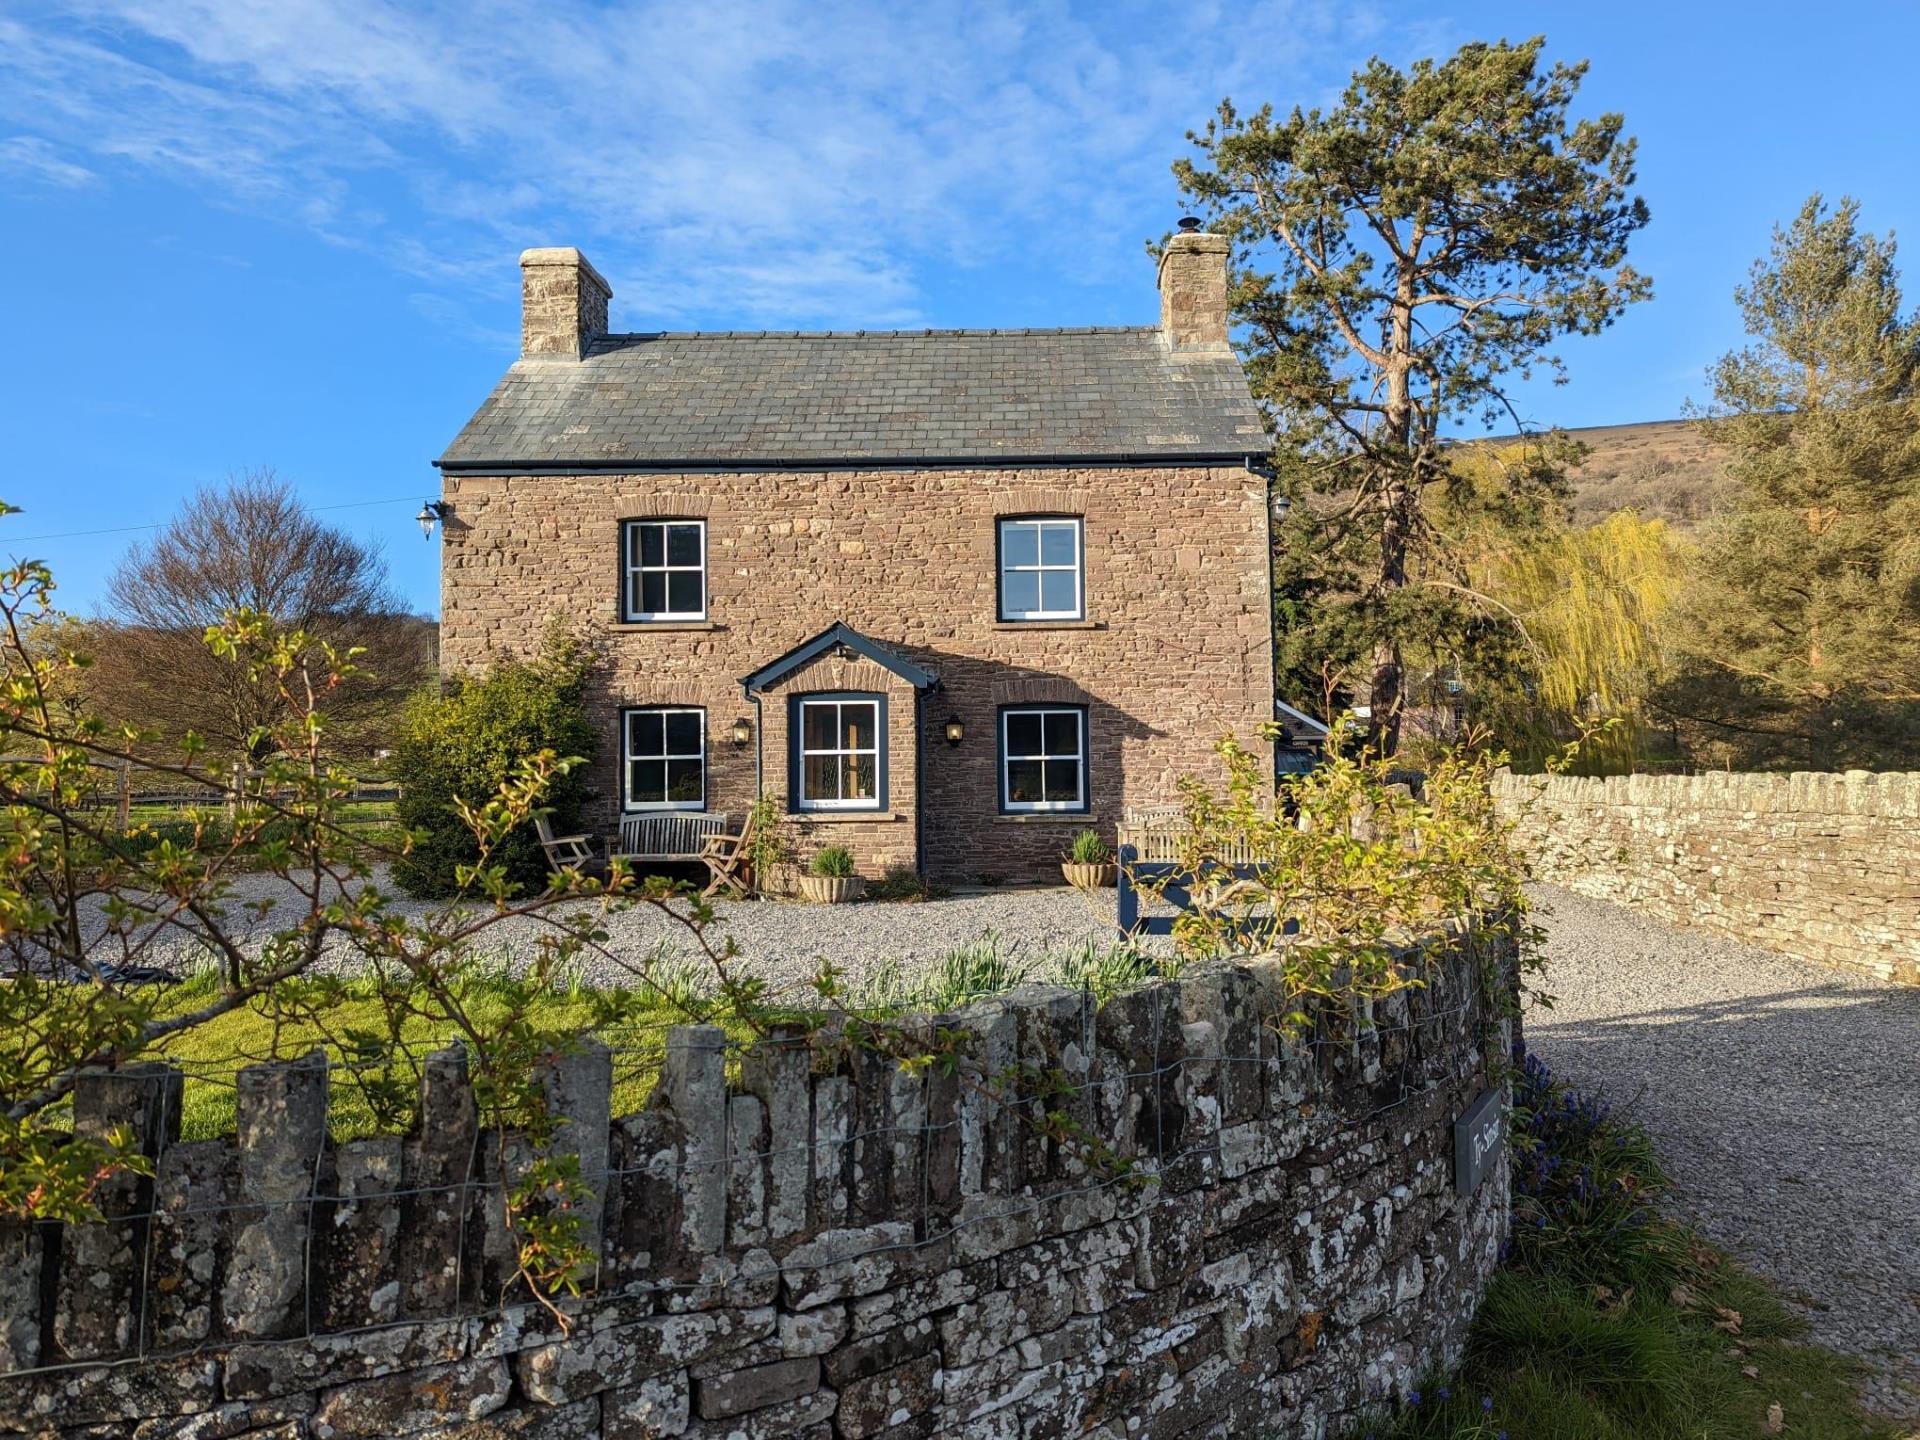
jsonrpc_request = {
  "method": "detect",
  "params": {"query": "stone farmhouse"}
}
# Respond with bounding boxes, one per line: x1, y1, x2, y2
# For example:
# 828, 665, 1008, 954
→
434, 227, 1274, 881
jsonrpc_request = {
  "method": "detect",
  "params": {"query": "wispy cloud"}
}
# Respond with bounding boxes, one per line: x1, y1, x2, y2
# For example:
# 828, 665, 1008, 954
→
0, 134, 100, 187
2, 0, 1411, 326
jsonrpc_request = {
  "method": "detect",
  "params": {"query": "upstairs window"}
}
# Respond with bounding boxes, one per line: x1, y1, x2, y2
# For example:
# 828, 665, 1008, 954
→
624, 707, 705, 810
622, 519, 706, 621
997, 517, 1083, 621
1000, 706, 1087, 812
795, 694, 884, 811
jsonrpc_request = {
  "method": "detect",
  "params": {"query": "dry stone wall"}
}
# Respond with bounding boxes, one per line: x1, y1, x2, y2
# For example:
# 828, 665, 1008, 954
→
1495, 769, 1920, 984
0, 934, 1512, 1439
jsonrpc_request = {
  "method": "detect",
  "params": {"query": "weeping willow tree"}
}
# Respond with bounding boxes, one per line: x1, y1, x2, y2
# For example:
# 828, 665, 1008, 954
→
1418, 444, 1685, 773
1472, 510, 1683, 770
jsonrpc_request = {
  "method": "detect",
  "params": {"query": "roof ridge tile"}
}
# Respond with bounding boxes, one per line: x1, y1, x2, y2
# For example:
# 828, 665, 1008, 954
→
596, 325, 1158, 342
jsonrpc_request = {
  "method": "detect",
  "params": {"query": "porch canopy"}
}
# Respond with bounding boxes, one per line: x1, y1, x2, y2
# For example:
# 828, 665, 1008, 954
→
739, 624, 940, 873
739, 622, 941, 698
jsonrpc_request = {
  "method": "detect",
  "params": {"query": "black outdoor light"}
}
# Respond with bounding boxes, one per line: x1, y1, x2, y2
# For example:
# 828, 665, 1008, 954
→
730, 716, 753, 746
944, 715, 965, 746
416, 501, 448, 541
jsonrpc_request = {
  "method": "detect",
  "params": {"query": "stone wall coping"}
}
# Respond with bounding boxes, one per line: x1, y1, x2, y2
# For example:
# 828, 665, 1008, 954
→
1494, 766, 1920, 819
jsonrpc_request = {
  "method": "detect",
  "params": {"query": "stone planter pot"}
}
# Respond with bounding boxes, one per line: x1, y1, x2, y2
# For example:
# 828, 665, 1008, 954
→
1061, 862, 1117, 890
798, 874, 865, 904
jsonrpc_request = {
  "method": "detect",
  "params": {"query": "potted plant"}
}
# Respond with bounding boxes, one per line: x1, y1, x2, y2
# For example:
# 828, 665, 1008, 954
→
798, 844, 864, 903
1061, 828, 1116, 889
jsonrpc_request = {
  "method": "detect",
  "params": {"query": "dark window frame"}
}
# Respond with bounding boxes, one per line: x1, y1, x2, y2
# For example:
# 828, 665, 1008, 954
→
997, 703, 1089, 814
619, 518, 708, 622
789, 691, 889, 813
995, 515, 1085, 622
620, 705, 707, 811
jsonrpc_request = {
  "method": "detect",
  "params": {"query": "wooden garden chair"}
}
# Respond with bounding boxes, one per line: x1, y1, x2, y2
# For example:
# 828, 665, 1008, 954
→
535, 814, 598, 873
699, 810, 756, 898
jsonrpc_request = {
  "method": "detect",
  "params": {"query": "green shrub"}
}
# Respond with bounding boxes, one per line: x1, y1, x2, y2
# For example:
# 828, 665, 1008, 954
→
108, 813, 310, 863
108, 816, 225, 858
808, 845, 855, 879
743, 795, 791, 896
1066, 828, 1111, 865
868, 865, 950, 902
388, 625, 597, 899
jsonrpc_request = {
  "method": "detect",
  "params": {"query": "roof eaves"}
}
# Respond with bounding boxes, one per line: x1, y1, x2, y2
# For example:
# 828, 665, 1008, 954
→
1274, 699, 1331, 738
435, 449, 1263, 474
589, 325, 1161, 346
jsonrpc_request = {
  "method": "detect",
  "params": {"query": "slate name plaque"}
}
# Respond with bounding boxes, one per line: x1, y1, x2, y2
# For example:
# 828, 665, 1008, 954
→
1453, 1086, 1505, 1198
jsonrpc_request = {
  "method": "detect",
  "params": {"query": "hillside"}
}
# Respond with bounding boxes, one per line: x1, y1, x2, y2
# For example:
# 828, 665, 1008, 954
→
1557, 418, 1737, 528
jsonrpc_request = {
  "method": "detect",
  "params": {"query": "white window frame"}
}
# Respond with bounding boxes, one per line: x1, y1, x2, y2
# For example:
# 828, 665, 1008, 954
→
623, 707, 706, 811
796, 696, 882, 812
1000, 706, 1087, 813
621, 519, 707, 622
997, 516, 1084, 622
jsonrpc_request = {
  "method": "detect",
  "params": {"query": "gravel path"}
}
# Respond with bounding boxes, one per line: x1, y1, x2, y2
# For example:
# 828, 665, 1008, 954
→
1526, 884, 1920, 1422
93, 868, 1137, 1003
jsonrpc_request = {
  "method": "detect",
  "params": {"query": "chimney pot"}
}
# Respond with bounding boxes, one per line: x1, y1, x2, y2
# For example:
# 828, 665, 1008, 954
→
1157, 228, 1231, 352
519, 247, 611, 360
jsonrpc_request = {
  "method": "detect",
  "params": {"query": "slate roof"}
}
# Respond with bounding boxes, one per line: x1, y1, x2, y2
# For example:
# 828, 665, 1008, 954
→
437, 328, 1266, 471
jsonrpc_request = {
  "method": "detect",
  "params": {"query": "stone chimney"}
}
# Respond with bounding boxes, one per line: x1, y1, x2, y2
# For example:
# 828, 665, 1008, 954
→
1157, 225, 1231, 352
519, 247, 611, 359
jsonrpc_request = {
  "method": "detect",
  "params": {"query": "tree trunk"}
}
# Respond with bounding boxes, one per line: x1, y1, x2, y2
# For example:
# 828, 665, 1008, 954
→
1368, 280, 1417, 758
1368, 488, 1408, 758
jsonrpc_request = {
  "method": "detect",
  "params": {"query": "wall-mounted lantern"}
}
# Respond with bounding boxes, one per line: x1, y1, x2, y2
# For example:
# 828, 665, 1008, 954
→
416, 501, 449, 541
943, 715, 965, 747
730, 716, 753, 747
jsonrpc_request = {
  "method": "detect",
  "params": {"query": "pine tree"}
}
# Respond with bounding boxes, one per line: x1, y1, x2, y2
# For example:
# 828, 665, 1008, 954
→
1172, 37, 1650, 752
1656, 196, 1920, 768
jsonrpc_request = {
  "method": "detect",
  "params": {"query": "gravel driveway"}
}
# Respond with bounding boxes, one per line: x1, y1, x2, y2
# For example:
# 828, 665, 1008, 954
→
90, 868, 1135, 1003
1527, 884, 1920, 1421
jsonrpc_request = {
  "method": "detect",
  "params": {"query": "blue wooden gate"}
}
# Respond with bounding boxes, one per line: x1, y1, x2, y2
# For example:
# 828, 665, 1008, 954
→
1115, 844, 1298, 942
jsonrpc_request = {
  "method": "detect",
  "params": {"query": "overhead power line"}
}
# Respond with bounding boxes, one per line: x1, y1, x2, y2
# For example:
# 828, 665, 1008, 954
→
5, 494, 429, 546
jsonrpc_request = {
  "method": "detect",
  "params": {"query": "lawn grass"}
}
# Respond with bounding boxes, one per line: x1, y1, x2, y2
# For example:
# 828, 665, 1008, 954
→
134, 967, 741, 1141
121, 797, 403, 859
1363, 1047, 1905, 1440
1370, 1260, 1901, 1440
62, 934, 1164, 1143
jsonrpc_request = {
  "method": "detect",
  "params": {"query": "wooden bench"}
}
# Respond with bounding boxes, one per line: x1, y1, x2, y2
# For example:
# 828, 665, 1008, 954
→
616, 812, 732, 863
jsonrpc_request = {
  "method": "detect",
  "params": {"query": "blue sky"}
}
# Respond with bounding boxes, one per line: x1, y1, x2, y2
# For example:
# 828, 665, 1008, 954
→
4, 0, 1917, 616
